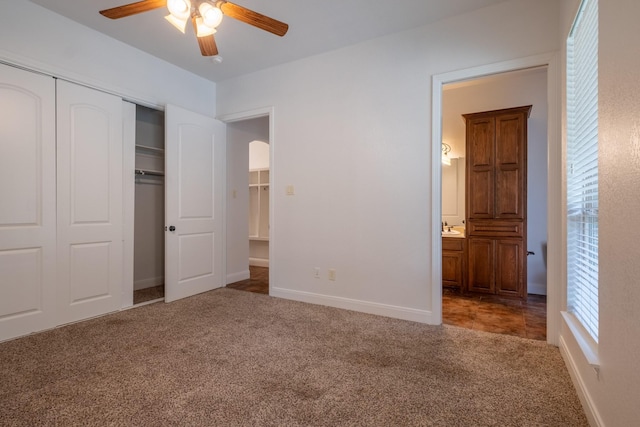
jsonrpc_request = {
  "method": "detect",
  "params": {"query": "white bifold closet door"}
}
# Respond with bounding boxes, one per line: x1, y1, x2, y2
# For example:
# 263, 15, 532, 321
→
0, 64, 57, 342
165, 104, 225, 302
56, 80, 123, 324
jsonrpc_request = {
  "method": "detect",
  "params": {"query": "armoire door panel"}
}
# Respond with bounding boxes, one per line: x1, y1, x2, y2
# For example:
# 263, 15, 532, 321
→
495, 114, 523, 166
466, 220, 524, 237
165, 104, 224, 303
56, 80, 123, 325
467, 238, 495, 293
496, 168, 521, 217
467, 118, 494, 167
468, 169, 494, 217
496, 239, 524, 296
0, 64, 56, 342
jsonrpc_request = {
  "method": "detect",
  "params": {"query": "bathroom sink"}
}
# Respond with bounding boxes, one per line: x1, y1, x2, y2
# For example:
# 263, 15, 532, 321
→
442, 230, 461, 235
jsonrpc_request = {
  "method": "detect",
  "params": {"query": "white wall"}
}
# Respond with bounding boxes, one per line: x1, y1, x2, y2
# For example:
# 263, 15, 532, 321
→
0, 1, 216, 116
226, 117, 270, 283
250, 141, 270, 170
558, 0, 640, 425
442, 69, 548, 295
217, 0, 561, 322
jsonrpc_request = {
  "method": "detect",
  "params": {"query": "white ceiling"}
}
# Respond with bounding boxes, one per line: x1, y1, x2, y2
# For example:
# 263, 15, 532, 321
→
29, 0, 508, 82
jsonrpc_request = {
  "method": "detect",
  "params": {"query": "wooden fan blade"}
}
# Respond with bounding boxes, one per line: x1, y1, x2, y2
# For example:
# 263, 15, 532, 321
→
197, 35, 219, 56
100, 0, 167, 19
220, 2, 289, 37
191, 16, 219, 56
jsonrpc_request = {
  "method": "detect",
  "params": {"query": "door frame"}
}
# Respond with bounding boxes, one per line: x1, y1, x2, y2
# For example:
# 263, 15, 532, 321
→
431, 52, 562, 345
217, 107, 275, 294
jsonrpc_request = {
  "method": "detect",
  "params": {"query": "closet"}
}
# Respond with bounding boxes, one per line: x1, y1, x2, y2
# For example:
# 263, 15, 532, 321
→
133, 106, 165, 304
1, 63, 123, 341
464, 105, 531, 298
1, 62, 226, 342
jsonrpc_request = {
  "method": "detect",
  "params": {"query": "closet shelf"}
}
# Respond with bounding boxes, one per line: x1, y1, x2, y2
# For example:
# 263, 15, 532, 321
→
249, 236, 269, 242
135, 144, 164, 154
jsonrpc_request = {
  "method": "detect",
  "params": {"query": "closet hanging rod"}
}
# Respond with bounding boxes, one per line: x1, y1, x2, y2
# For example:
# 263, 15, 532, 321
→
135, 169, 164, 177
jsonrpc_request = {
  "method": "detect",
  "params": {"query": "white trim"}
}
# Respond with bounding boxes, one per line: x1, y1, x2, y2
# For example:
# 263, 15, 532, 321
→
0, 49, 164, 110
134, 276, 165, 291
271, 287, 434, 324
218, 107, 275, 295
559, 334, 604, 427
527, 283, 547, 296
431, 52, 562, 344
217, 106, 274, 123
561, 311, 599, 368
122, 101, 136, 309
249, 258, 269, 268
226, 270, 250, 284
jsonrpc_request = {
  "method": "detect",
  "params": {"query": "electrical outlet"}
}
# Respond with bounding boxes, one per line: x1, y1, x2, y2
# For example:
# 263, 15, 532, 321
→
314, 267, 320, 279
328, 269, 336, 281
286, 185, 295, 195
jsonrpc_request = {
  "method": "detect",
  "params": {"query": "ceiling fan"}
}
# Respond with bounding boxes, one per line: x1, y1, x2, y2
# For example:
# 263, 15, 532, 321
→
99, 0, 289, 57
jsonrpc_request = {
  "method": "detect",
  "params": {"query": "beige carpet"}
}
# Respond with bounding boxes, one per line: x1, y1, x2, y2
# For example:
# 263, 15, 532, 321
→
0, 288, 587, 426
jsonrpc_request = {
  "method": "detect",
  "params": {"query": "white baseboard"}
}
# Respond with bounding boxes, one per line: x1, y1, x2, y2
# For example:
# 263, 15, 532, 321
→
527, 282, 547, 295
270, 287, 434, 324
226, 270, 250, 285
559, 334, 604, 427
249, 257, 269, 267
134, 276, 164, 291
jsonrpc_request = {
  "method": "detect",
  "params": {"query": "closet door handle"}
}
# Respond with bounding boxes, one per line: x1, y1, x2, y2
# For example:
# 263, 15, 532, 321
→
168, 225, 176, 232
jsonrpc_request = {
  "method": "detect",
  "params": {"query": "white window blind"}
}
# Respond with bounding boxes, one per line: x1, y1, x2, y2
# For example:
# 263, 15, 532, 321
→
566, 0, 599, 342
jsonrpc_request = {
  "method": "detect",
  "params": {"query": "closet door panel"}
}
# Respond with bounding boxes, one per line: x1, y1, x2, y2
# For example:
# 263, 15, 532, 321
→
165, 104, 224, 302
56, 80, 123, 325
0, 64, 56, 341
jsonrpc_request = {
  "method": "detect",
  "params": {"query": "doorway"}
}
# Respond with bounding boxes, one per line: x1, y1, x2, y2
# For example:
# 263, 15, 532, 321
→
221, 108, 273, 294
441, 70, 548, 339
432, 53, 562, 344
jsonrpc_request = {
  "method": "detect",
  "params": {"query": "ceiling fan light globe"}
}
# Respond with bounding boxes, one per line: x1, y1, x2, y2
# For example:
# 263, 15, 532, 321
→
165, 14, 188, 33
195, 16, 217, 37
167, 0, 191, 20
199, 3, 223, 28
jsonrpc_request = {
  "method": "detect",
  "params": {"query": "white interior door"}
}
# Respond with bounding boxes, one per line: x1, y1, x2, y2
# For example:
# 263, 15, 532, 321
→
56, 80, 123, 325
165, 104, 225, 302
0, 64, 56, 342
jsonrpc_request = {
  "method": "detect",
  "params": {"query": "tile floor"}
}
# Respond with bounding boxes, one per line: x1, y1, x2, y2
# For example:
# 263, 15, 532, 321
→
226, 266, 269, 294
227, 267, 547, 341
442, 288, 547, 340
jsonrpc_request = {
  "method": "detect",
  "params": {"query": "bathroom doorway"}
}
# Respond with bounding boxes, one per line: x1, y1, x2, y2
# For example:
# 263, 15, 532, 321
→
434, 56, 560, 342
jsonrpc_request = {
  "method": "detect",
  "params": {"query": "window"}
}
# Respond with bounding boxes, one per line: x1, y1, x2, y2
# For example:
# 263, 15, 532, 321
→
566, 0, 599, 342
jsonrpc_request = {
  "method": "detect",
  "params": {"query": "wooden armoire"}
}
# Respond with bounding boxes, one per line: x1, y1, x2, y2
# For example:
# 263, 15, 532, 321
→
464, 105, 531, 298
